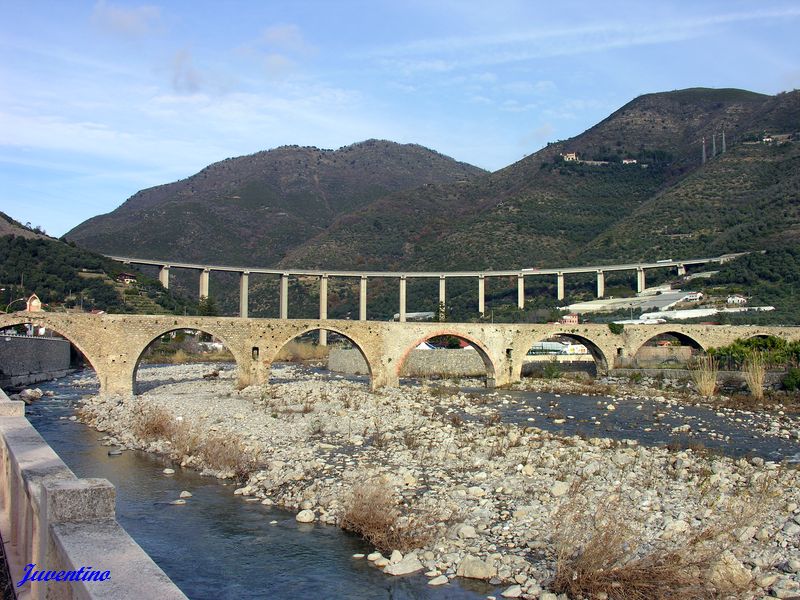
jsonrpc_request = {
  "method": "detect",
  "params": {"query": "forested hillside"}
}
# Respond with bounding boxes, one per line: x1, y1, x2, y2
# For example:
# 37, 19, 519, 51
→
0, 218, 200, 314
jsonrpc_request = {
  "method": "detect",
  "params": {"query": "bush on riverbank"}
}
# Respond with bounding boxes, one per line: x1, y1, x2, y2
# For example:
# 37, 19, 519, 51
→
131, 404, 258, 480
710, 336, 800, 371
552, 479, 777, 599
340, 477, 435, 553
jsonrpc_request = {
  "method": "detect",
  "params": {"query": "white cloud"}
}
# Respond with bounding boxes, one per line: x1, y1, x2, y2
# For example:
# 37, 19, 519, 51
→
262, 24, 316, 56
91, 0, 162, 37
366, 7, 800, 74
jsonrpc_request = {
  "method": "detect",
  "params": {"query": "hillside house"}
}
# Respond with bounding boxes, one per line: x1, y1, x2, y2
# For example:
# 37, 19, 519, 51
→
682, 292, 703, 302
559, 313, 579, 325
561, 152, 578, 161
116, 272, 138, 285
622, 158, 638, 165
727, 294, 747, 305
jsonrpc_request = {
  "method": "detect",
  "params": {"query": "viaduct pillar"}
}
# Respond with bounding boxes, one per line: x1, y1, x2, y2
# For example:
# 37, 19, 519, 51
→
159, 266, 170, 290
556, 272, 565, 301
399, 276, 407, 322
319, 275, 328, 346
596, 270, 605, 298
517, 274, 525, 309
239, 272, 249, 318
478, 275, 485, 316
279, 274, 289, 319
677, 264, 686, 277
199, 269, 210, 300
636, 268, 646, 294
438, 276, 446, 311
359, 276, 368, 321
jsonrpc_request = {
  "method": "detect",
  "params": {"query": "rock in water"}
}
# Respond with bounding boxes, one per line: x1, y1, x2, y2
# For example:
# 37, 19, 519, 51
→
384, 553, 424, 576
295, 509, 315, 523
428, 575, 449, 586
179, 490, 192, 498
456, 555, 496, 580
501, 585, 522, 598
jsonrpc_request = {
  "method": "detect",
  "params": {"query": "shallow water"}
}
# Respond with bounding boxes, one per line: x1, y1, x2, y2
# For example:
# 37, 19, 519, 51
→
291, 364, 798, 461
23, 372, 494, 600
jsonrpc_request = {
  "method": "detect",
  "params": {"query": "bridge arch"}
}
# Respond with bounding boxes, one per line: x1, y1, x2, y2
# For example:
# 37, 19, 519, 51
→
266, 324, 375, 384
513, 329, 611, 381
395, 331, 497, 386
132, 326, 248, 394
630, 331, 705, 368
0, 314, 104, 386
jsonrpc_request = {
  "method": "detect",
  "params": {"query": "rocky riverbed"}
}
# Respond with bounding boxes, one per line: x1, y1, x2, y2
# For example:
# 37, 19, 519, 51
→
75, 364, 800, 599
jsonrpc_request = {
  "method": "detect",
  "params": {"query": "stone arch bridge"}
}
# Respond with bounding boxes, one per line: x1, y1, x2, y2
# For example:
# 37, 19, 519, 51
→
2, 313, 799, 396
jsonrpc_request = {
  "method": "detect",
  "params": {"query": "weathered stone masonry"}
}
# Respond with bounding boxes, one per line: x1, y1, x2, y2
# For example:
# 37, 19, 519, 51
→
2, 313, 799, 397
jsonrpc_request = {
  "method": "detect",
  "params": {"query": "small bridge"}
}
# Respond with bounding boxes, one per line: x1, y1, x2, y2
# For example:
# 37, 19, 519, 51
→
2, 312, 797, 396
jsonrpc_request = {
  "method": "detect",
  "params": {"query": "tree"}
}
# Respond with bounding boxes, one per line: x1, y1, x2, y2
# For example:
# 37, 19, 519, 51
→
436, 301, 448, 322
197, 296, 219, 316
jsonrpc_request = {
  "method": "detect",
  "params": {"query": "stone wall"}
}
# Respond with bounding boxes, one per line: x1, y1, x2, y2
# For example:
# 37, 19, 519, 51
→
0, 335, 71, 387
611, 368, 786, 388
0, 389, 187, 599
629, 346, 693, 367
329, 348, 487, 378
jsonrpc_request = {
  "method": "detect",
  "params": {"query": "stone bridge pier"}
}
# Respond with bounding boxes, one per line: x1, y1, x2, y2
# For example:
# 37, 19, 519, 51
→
3, 313, 800, 397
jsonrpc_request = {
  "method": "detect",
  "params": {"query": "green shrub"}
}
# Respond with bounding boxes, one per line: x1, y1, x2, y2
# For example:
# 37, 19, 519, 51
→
608, 322, 624, 335
783, 368, 800, 391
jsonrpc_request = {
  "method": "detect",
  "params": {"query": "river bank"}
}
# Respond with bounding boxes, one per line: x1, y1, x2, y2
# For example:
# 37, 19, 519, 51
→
75, 364, 800, 599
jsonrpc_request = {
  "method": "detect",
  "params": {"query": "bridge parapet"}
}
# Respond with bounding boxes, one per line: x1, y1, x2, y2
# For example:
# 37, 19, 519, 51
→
0, 389, 187, 599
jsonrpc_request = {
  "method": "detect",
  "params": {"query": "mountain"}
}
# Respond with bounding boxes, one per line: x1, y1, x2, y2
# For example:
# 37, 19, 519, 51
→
282, 88, 792, 271
0, 212, 48, 240
65, 140, 486, 266
577, 139, 800, 262
62, 87, 800, 320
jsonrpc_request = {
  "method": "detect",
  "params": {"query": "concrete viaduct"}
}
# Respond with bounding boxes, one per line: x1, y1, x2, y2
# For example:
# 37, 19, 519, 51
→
108, 253, 747, 324
2, 312, 798, 397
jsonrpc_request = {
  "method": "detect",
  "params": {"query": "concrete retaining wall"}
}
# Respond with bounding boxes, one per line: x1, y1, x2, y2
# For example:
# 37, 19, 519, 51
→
0, 389, 187, 599
0, 335, 71, 388
329, 348, 488, 378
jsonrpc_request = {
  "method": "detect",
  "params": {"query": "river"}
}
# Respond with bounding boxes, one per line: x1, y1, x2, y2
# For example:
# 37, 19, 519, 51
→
23, 371, 495, 600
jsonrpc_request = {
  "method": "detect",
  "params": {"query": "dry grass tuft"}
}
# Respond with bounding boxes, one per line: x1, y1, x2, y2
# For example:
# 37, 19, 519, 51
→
275, 340, 329, 362
551, 485, 772, 600
132, 405, 257, 480
132, 405, 177, 440
689, 355, 718, 398
743, 353, 766, 401
340, 477, 435, 554
198, 433, 255, 479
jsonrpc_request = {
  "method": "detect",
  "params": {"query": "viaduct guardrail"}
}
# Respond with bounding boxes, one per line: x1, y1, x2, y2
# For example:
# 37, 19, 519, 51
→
107, 253, 748, 328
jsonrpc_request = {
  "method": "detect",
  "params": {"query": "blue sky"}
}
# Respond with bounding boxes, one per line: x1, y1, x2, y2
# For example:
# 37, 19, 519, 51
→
2, 1, 799, 237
